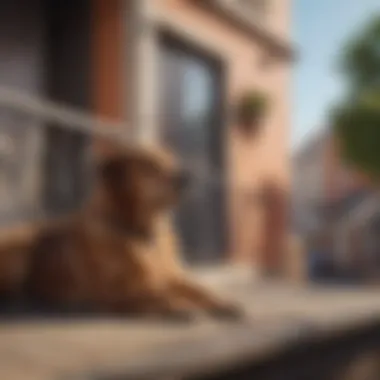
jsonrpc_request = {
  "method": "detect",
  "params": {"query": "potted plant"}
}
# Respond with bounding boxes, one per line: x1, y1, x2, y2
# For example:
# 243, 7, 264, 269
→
234, 90, 269, 136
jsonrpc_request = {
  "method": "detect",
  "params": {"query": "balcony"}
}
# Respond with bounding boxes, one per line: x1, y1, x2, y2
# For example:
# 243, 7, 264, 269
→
2, 87, 380, 380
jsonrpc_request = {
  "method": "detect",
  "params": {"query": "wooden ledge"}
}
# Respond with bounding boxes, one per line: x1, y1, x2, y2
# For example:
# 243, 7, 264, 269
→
1, 284, 380, 379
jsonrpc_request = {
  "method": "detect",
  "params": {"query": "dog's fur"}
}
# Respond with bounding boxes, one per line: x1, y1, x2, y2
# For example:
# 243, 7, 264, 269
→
0, 144, 242, 320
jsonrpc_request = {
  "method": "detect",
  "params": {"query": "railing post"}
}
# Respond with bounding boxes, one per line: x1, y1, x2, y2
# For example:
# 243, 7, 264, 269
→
127, 0, 159, 144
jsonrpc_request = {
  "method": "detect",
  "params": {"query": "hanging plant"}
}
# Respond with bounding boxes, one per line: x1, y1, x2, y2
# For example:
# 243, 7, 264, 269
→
234, 90, 269, 136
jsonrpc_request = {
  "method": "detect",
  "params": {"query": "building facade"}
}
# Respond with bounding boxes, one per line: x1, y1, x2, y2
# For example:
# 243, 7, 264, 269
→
323, 135, 379, 276
0, 0, 293, 273
292, 130, 369, 236
292, 131, 327, 237
293, 129, 380, 278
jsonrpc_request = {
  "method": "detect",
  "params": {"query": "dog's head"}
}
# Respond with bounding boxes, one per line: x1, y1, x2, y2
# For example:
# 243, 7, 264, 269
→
97, 144, 189, 221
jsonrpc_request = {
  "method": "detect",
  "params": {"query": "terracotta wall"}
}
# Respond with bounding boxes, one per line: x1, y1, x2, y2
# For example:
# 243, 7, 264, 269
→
268, 0, 292, 38
91, 0, 123, 120
91, 0, 126, 158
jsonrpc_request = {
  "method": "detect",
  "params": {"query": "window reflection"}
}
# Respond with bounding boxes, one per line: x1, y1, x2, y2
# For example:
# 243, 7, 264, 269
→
181, 59, 212, 127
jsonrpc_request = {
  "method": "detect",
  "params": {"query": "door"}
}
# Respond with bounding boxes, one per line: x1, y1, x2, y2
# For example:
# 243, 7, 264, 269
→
159, 36, 226, 264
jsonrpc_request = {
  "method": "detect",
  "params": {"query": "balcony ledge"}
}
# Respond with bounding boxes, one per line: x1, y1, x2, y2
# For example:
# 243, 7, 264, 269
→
191, 0, 296, 61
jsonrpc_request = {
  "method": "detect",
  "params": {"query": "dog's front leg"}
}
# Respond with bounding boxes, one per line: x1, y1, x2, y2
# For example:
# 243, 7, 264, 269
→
169, 276, 244, 320
117, 290, 202, 321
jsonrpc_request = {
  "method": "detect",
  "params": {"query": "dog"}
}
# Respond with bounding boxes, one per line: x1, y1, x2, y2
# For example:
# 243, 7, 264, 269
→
0, 143, 243, 320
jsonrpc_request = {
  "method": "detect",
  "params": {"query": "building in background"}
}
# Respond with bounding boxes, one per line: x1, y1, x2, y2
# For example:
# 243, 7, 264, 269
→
292, 130, 367, 236
323, 136, 380, 279
292, 128, 380, 279
0, 0, 293, 275
292, 131, 327, 238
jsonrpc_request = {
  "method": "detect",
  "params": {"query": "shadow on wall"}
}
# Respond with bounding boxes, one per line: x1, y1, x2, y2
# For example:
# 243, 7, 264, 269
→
259, 179, 289, 276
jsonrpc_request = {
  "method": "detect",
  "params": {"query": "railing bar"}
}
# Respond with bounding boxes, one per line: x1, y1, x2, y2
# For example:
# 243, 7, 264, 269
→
0, 86, 269, 201
0, 86, 130, 142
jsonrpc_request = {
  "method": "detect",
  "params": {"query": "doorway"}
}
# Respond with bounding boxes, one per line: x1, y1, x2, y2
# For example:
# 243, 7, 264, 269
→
159, 34, 227, 264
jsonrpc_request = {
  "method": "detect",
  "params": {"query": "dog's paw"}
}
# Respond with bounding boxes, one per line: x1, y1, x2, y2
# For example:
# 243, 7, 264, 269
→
209, 303, 246, 321
163, 307, 202, 323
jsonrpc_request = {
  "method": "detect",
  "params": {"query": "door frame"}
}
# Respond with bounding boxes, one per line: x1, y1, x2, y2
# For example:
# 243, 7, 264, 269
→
157, 29, 230, 261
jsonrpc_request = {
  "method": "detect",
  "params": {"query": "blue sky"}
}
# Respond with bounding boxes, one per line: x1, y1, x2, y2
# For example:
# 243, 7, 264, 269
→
292, 0, 380, 150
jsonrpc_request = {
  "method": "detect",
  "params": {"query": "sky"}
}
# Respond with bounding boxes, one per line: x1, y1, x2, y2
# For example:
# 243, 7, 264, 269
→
292, 0, 380, 150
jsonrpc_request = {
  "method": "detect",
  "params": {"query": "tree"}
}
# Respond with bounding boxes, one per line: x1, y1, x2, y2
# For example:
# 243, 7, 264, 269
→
332, 91, 380, 176
331, 15, 380, 178
339, 16, 380, 92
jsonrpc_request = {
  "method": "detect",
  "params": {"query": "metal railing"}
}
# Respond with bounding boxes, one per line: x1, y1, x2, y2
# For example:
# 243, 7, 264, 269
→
0, 87, 127, 139
0, 86, 129, 224
0, 86, 273, 261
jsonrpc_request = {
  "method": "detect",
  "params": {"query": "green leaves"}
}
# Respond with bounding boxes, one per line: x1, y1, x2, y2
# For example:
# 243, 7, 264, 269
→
332, 90, 380, 178
339, 15, 380, 92
234, 90, 270, 136
236, 91, 269, 122
331, 15, 380, 178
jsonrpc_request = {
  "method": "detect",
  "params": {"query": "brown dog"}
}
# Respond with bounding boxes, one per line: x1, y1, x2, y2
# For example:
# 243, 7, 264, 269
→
0, 144, 243, 320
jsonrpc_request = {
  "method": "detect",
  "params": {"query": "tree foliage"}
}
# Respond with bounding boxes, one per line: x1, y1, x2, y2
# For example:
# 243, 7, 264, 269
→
331, 15, 380, 178
339, 16, 380, 92
332, 91, 380, 176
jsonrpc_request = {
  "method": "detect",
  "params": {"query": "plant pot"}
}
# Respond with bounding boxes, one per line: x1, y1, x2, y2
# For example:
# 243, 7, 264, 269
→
237, 114, 262, 136
234, 90, 268, 137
